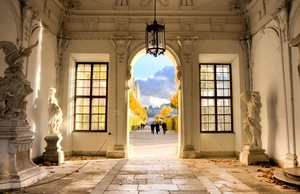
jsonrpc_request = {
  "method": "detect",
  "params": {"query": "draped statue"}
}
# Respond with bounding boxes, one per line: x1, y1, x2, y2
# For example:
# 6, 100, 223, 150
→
241, 91, 262, 148
48, 88, 63, 135
0, 41, 37, 126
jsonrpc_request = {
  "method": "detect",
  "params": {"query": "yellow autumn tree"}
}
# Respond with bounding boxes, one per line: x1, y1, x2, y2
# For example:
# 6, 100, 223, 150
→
160, 106, 172, 118
170, 90, 178, 108
154, 114, 161, 120
129, 92, 147, 121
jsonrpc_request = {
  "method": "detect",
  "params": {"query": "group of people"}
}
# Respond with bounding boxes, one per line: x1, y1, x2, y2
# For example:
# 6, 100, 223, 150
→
150, 122, 167, 134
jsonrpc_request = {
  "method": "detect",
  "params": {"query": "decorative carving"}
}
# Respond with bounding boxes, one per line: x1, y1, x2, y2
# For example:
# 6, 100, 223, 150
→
127, 64, 132, 80
241, 91, 262, 149
48, 88, 63, 135
111, 36, 131, 63
140, 0, 169, 6
181, 0, 192, 6
177, 36, 198, 64
0, 41, 37, 127
176, 65, 182, 89
228, 0, 250, 16
59, 0, 81, 9
272, 3, 289, 42
8, 138, 34, 155
116, 0, 128, 6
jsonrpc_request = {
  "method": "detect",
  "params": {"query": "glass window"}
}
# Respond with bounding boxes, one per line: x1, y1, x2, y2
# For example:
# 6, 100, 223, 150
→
74, 63, 108, 132
199, 64, 233, 132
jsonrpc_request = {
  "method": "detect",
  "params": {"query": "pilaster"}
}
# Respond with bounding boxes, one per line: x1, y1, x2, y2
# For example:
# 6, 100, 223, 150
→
177, 36, 198, 158
273, 4, 298, 168
107, 36, 131, 158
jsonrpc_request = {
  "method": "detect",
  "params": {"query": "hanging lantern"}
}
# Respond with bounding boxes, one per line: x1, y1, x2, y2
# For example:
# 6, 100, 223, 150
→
145, 0, 166, 57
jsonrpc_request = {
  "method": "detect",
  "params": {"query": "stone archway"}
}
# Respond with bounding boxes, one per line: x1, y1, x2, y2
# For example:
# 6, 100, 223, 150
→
126, 45, 182, 157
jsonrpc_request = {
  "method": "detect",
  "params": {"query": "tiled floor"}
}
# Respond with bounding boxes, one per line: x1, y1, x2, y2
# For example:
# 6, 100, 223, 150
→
6, 127, 300, 194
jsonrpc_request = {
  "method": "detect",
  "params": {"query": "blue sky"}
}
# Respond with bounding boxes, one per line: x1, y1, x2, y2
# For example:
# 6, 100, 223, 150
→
133, 54, 177, 107
133, 54, 173, 80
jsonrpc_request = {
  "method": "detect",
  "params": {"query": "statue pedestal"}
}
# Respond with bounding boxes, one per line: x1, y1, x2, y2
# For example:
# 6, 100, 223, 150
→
0, 126, 47, 190
42, 134, 64, 164
240, 145, 269, 165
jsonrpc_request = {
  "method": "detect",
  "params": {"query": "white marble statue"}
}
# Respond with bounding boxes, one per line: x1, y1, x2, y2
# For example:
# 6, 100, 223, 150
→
241, 91, 262, 148
48, 88, 63, 135
0, 41, 37, 126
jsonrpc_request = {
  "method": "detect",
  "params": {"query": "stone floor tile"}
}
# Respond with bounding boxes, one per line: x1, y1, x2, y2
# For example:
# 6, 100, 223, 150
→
139, 191, 170, 194
104, 191, 138, 194
106, 184, 138, 191
207, 188, 223, 194
170, 191, 210, 194
197, 176, 219, 189
177, 184, 206, 190
138, 184, 179, 190
171, 178, 201, 184
164, 174, 196, 179
146, 178, 173, 184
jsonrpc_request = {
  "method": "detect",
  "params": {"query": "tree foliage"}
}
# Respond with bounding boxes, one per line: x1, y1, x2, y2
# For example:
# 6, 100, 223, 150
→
129, 92, 147, 120
160, 106, 172, 118
170, 90, 178, 108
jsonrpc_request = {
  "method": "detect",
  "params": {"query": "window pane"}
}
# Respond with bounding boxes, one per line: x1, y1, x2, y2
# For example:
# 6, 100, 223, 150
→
208, 124, 215, 131
200, 64, 232, 132
202, 123, 208, 131
74, 63, 108, 131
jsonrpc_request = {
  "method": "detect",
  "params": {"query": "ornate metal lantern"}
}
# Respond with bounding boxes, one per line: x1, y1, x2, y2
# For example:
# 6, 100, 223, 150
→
145, 0, 166, 57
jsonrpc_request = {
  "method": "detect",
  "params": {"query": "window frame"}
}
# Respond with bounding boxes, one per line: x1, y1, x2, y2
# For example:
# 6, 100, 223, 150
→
199, 63, 234, 133
74, 62, 109, 132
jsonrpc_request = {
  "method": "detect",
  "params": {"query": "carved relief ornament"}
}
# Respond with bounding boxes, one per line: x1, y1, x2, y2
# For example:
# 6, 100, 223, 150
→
140, 0, 169, 6
177, 36, 198, 64
272, 3, 289, 42
111, 36, 131, 64
8, 138, 34, 155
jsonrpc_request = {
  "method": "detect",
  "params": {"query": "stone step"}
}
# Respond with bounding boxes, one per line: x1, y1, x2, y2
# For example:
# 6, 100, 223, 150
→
274, 167, 300, 186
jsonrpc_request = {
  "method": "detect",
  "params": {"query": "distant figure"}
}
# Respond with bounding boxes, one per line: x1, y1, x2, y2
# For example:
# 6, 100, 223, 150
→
155, 122, 160, 134
48, 88, 63, 135
162, 122, 167, 134
150, 123, 155, 134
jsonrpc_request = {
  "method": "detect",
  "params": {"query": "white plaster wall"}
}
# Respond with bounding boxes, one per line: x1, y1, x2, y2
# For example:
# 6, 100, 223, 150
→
197, 40, 244, 154
63, 40, 114, 155
252, 27, 288, 161
26, 28, 57, 158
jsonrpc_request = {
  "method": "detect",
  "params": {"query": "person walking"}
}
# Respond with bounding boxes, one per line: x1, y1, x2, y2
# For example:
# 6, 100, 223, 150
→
150, 123, 155, 134
155, 122, 160, 134
162, 122, 167, 134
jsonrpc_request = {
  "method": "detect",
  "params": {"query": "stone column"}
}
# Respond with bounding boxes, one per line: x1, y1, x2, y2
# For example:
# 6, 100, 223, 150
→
273, 4, 298, 168
177, 36, 198, 158
107, 36, 131, 158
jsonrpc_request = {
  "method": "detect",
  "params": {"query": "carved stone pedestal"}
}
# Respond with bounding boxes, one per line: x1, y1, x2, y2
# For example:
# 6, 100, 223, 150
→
0, 126, 47, 190
240, 145, 269, 165
42, 134, 64, 164
179, 145, 196, 158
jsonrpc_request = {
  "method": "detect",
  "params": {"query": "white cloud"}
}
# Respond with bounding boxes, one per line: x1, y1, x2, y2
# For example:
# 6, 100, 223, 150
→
140, 95, 169, 107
